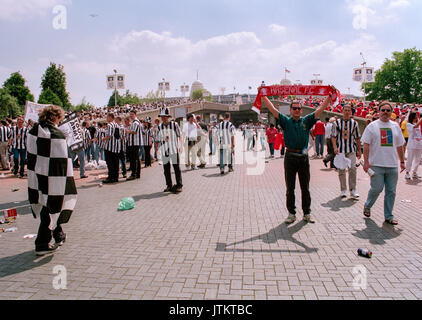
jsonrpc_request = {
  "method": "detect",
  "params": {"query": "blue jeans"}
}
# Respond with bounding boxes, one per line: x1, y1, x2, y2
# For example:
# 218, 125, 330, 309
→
13, 148, 26, 176
85, 143, 98, 163
315, 135, 324, 156
219, 148, 233, 169
139, 146, 145, 161
364, 166, 398, 220
71, 149, 85, 177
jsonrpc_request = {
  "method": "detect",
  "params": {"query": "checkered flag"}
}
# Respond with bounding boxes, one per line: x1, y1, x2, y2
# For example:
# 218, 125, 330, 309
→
27, 123, 77, 230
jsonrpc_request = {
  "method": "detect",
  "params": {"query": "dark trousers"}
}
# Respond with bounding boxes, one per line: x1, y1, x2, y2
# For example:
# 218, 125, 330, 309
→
269, 143, 274, 156
35, 207, 65, 249
127, 146, 140, 178
324, 138, 335, 168
119, 150, 127, 176
284, 152, 311, 215
163, 152, 183, 188
144, 145, 152, 167
13, 148, 26, 176
105, 150, 119, 182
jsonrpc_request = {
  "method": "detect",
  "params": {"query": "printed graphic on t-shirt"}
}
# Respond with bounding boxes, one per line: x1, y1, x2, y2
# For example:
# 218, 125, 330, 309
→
342, 129, 350, 140
380, 128, 393, 147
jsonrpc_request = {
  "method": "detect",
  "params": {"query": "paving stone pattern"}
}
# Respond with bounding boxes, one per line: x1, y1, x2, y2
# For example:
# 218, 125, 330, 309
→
1, 132, 422, 300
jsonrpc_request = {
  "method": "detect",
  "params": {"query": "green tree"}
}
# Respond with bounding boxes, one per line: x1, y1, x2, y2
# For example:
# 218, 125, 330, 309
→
3, 72, 34, 112
191, 89, 204, 100
40, 62, 71, 109
107, 90, 124, 107
72, 97, 95, 112
364, 48, 422, 103
38, 88, 63, 107
0, 88, 21, 119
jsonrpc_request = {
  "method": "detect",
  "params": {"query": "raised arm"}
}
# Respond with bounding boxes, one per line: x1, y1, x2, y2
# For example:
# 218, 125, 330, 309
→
262, 96, 280, 118
314, 86, 336, 119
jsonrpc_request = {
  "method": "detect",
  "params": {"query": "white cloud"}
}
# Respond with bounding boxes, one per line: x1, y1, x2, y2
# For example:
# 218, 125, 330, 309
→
269, 24, 287, 34
346, 0, 409, 30
103, 29, 386, 102
0, 0, 71, 21
388, 0, 410, 9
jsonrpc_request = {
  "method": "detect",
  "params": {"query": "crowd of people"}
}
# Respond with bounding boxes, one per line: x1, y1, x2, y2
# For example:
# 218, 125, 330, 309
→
1, 93, 421, 255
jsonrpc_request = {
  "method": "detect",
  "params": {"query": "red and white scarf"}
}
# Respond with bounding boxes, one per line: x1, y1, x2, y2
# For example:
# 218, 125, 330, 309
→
252, 85, 341, 114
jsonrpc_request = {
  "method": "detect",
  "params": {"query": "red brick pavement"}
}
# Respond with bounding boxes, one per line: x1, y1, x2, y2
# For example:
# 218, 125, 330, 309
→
0, 135, 422, 300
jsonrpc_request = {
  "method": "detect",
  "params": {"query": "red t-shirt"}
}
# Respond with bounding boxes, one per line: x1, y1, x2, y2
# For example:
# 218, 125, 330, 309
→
266, 127, 278, 143
314, 121, 325, 135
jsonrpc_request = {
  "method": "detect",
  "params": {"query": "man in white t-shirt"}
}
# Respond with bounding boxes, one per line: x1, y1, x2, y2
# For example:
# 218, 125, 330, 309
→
183, 114, 199, 170
361, 101, 406, 225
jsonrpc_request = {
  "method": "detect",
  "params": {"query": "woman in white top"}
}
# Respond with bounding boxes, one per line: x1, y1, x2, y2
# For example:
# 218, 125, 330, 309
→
405, 112, 422, 179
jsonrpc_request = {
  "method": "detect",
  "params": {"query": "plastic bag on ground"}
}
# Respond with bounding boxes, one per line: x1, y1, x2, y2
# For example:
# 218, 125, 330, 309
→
85, 161, 98, 171
118, 197, 135, 211
98, 160, 107, 169
333, 153, 351, 170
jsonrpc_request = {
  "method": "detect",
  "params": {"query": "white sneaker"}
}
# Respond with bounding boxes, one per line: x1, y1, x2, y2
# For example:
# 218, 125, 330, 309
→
284, 214, 296, 224
350, 190, 359, 199
303, 214, 315, 223
405, 173, 411, 180
340, 190, 347, 198
412, 173, 421, 179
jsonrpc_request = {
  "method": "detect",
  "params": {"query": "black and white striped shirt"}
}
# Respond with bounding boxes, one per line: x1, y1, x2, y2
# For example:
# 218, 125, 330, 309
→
82, 128, 91, 150
104, 122, 121, 153
142, 125, 154, 147
0, 126, 11, 143
10, 126, 28, 149
120, 124, 127, 153
156, 121, 181, 155
219, 121, 236, 146
127, 119, 141, 147
96, 128, 107, 150
332, 118, 361, 153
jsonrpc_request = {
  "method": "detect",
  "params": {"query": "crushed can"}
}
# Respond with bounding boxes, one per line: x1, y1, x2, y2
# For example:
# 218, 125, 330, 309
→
358, 248, 372, 258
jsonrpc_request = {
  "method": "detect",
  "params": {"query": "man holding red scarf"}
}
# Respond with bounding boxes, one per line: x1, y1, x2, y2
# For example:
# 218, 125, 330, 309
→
261, 86, 336, 224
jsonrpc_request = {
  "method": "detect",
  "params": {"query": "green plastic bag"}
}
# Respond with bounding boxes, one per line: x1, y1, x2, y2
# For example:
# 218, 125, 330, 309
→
118, 197, 135, 211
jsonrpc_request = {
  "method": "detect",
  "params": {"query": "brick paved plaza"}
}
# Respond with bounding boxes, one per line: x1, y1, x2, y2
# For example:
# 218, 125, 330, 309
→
1, 132, 422, 300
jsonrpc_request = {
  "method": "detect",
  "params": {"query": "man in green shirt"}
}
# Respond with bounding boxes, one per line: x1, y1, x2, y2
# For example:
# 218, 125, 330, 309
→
262, 87, 335, 224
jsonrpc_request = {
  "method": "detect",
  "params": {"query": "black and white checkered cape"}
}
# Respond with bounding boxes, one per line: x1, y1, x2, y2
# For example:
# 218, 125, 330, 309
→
27, 122, 77, 230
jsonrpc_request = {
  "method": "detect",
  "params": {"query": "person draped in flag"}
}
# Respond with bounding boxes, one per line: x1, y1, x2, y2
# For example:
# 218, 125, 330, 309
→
262, 85, 336, 224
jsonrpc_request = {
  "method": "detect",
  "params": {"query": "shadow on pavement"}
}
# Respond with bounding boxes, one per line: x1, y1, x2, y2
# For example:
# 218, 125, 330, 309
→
352, 218, 402, 245
216, 220, 319, 253
321, 196, 358, 212
132, 192, 171, 201
0, 250, 54, 278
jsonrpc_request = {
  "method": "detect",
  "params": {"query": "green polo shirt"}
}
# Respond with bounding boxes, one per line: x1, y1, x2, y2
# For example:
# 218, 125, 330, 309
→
278, 112, 316, 150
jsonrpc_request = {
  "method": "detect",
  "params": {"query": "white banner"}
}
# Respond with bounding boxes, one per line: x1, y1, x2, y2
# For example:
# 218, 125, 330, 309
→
353, 68, 363, 82
24, 101, 49, 122
59, 112, 84, 152
210, 113, 217, 122
365, 67, 374, 82
106, 75, 115, 90
174, 107, 186, 119
116, 75, 125, 89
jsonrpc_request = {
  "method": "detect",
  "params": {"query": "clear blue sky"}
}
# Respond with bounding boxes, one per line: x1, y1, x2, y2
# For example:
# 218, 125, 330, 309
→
0, 0, 420, 106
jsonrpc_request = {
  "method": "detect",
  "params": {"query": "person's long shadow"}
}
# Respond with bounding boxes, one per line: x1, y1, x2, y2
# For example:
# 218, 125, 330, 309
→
202, 173, 227, 178
0, 250, 54, 278
321, 196, 358, 212
352, 218, 402, 245
132, 192, 172, 201
216, 221, 318, 253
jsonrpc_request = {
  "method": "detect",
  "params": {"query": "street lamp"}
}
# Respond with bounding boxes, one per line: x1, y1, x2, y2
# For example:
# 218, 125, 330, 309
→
360, 52, 367, 102
113, 69, 117, 107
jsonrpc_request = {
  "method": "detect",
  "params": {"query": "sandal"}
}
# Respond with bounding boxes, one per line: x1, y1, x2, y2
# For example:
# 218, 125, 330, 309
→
363, 207, 371, 218
385, 219, 398, 225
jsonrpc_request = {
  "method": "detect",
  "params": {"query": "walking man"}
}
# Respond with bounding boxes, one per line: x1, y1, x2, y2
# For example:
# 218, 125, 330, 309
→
156, 107, 183, 193
262, 87, 336, 224
362, 101, 406, 225
9, 117, 27, 178
219, 112, 235, 175
332, 104, 362, 199
126, 111, 141, 180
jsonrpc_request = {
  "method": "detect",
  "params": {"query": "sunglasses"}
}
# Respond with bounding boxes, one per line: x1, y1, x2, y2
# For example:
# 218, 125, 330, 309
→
380, 109, 392, 113
291, 107, 302, 111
